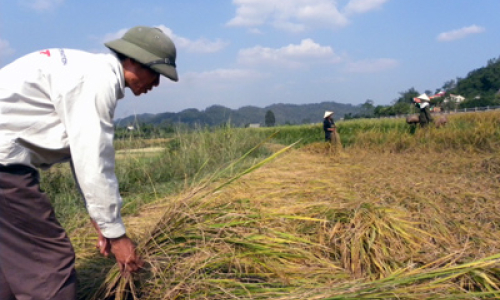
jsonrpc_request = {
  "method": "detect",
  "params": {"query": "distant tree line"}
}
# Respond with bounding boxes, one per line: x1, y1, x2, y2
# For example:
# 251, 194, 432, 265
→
115, 101, 364, 129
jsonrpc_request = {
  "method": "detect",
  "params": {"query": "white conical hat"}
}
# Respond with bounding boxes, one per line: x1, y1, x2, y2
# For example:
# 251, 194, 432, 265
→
324, 111, 334, 118
417, 93, 430, 102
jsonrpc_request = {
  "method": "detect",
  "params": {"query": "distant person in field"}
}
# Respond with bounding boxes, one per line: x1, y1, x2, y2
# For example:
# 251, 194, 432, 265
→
0, 26, 178, 300
323, 111, 336, 142
414, 93, 433, 127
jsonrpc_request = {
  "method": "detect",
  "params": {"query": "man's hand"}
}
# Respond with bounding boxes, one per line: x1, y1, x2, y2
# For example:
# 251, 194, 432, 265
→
110, 235, 144, 274
91, 219, 111, 256
97, 232, 111, 257
90, 219, 144, 274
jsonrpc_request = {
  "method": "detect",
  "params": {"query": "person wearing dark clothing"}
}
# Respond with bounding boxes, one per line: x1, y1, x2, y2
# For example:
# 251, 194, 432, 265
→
323, 111, 336, 142
414, 93, 433, 127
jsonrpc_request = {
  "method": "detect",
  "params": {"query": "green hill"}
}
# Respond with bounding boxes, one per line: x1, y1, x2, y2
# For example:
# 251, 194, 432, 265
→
452, 57, 500, 98
115, 101, 363, 128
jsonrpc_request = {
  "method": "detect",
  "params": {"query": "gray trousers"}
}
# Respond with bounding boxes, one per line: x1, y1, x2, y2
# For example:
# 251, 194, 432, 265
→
0, 165, 77, 300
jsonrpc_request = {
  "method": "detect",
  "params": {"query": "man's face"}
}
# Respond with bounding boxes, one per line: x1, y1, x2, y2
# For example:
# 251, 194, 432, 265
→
124, 59, 161, 96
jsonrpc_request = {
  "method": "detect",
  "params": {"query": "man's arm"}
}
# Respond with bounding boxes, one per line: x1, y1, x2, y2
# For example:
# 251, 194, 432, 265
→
77, 167, 143, 273
56, 70, 142, 273
70, 162, 112, 257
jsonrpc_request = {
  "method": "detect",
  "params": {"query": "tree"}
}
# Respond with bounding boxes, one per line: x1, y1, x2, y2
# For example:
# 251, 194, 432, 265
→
361, 99, 375, 116
374, 105, 394, 117
442, 79, 456, 91
392, 102, 412, 115
265, 110, 276, 127
394, 87, 419, 104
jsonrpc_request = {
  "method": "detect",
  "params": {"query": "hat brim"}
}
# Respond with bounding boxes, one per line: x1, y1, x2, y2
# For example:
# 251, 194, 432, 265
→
105, 39, 178, 82
416, 94, 430, 102
150, 64, 178, 82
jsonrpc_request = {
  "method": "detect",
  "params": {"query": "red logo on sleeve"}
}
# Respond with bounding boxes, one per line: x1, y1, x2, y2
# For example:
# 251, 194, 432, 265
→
39, 50, 51, 57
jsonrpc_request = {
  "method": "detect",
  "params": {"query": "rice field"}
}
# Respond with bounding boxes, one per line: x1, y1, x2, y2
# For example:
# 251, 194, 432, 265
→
43, 111, 500, 299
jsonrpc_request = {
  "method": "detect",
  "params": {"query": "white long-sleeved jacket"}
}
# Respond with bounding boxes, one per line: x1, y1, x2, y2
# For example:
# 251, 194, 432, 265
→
0, 48, 126, 238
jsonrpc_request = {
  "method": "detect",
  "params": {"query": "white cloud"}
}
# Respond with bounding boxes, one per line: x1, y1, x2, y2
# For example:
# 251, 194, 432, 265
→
273, 21, 306, 34
248, 28, 263, 34
294, 1, 348, 27
101, 26, 229, 54
0, 39, 15, 57
437, 25, 485, 42
172, 36, 229, 54
227, 0, 349, 32
343, 0, 389, 15
226, 0, 390, 32
344, 58, 398, 73
157, 25, 229, 53
238, 38, 340, 68
101, 28, 129, 44
18, 0, 64, 11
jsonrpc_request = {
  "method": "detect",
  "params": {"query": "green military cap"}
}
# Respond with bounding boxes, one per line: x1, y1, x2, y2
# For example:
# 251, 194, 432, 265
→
105, 26, 178, 82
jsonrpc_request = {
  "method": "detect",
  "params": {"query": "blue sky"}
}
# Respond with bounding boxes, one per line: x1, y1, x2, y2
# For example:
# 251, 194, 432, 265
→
1, 0, 498, 118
